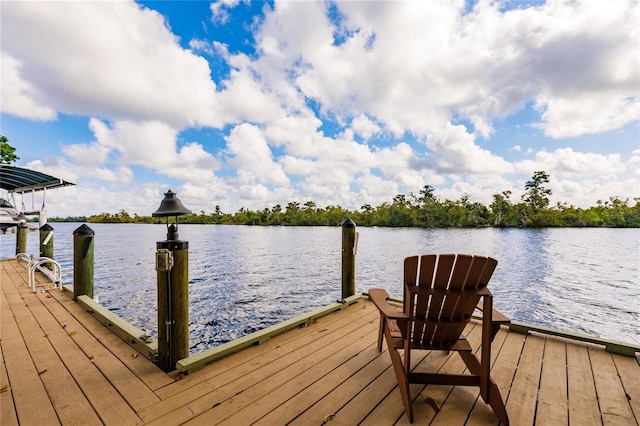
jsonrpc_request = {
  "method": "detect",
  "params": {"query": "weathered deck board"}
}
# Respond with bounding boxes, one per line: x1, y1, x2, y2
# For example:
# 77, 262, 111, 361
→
503, 329, 544, 425
2, 260, 146, 425
590, 346, 637, 424
144, 302, 380, 425
536, 337, 568, 424
567, 341, 601, 425
2, 258, 639, 425
614, 353, 640, 423
1, 270, 102, 425
46, 288, 173, 391
0, 344, 19, 426
0, 269, 61, 426
34, 289, 161, 411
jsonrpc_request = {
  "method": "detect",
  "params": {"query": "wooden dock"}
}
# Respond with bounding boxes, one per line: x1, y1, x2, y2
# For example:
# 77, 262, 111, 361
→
1, 258, 639, 425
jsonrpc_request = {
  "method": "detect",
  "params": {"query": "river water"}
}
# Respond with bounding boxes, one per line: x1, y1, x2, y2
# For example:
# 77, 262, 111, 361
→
2, 223, 638, 351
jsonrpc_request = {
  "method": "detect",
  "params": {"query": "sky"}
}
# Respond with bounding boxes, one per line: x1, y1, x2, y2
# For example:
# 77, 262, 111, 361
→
1, 0, 639, 218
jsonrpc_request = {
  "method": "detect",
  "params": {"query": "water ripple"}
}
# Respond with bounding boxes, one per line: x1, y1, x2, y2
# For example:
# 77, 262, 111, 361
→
2, 224, 638, 351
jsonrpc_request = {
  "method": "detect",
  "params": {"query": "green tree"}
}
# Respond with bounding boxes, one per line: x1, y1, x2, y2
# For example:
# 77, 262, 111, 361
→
0, 135, 19, 164
490, 191, 512, 226
522, 171, 552, 213
418, 184, 439, 227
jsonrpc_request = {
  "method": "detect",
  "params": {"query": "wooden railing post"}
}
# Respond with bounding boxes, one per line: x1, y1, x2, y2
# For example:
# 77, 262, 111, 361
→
341, 218, 357, 300
39, 223, 54, 262
156, 226, 189, 371
73, 224, 94, 300
15, 223, 28, 255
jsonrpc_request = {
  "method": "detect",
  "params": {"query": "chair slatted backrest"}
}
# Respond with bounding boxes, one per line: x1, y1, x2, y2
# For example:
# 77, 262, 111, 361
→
404, 254, 498, 348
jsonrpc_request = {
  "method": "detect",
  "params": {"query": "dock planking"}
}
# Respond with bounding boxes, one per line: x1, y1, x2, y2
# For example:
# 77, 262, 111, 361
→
1, 258, 639, 425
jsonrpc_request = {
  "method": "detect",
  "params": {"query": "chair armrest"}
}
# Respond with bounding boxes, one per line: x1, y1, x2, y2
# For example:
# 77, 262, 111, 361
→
369, 289, 409, 321
475, 301, 510, 324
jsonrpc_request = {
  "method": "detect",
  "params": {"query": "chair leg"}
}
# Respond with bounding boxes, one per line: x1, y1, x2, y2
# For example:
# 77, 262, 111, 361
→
377, 315, 385, 352
459, 352, 509, 425
385, 330, 413, 422
487, 379, 509, 426
393, 352, 413, 423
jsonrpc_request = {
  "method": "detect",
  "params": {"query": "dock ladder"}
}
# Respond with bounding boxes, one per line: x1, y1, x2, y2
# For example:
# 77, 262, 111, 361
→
17, 254, 63, 293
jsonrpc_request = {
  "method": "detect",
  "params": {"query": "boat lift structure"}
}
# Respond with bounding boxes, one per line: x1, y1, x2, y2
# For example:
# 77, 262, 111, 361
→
0, 164, 74, 229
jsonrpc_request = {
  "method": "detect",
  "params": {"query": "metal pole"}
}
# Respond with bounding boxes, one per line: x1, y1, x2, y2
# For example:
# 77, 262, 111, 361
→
341, 218, 356, 300
73, 224, 94, 300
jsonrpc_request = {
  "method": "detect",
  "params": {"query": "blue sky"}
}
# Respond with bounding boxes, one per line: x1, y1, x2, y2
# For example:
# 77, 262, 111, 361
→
1, 0, 638, 217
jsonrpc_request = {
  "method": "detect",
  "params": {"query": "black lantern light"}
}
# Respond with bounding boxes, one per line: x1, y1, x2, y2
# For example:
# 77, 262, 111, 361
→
152, 190, 192, 241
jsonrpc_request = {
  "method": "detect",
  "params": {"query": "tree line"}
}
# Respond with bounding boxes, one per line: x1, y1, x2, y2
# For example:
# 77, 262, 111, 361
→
73, 171, 640, 228
4, 135, 637, 228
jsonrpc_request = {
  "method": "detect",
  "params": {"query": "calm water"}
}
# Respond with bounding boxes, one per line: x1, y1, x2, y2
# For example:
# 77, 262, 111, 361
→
2, 224, 638, 351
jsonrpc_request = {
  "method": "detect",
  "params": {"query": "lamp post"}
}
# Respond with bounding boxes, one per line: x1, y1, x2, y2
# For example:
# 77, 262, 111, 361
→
152, 190, 192, 371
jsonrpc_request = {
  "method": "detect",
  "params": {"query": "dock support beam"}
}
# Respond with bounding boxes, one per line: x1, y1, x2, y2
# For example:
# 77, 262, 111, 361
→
341, 218, 357, 300
73, 224, 94, 300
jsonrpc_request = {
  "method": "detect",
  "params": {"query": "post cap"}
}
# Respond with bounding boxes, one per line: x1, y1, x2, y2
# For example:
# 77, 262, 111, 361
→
342, 218, 356, 228
39, 223, 54, 231
73, 224, 95, 236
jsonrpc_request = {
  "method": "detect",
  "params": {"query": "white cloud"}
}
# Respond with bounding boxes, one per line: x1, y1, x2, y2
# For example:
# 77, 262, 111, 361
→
628, 149, 640, 176
90, 167, 135, 184
351, 114, 381, 140
2, 0, 638, 215
216, 69, 286, 124
0, 53, 57, 120
62, 142, 111, 165
1, 1, 220, 128
252, 0, 638, 141
189, 39, 214, 56
425, 123, 514, 174
210, 0, 244, 25
226, 123, 289, 186
88, 119, 180, 168
551, 174, 640, 207
516, 148, 625, 176
535, 92, 640, 138
61, 118, 220, 185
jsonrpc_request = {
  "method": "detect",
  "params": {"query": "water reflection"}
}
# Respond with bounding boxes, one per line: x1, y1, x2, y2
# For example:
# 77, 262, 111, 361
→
1, 223, 638, 350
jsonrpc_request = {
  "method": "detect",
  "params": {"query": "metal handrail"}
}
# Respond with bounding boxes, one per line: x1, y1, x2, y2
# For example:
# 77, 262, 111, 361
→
27, 257, 62, 292
16, 253, 32, 263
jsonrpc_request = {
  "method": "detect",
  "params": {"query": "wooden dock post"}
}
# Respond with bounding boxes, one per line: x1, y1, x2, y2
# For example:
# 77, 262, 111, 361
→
341, 218, 357, 300
152, 189, 192, 372
73, 224, 94, 300
156, 237, 189, 371
15, 223, 28, 255
40, 223, 54, 261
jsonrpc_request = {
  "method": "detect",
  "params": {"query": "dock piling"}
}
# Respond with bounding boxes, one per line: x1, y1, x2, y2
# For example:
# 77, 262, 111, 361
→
40, 223, 54, 263
152, 189, 192, 372
15, 222, 28, 255
156, 237, 189, 371
73, 224, 95, 300
341, 218, 357, 300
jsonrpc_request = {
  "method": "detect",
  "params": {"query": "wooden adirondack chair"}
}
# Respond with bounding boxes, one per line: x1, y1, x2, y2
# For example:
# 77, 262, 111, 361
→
369, 254, 510, 425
